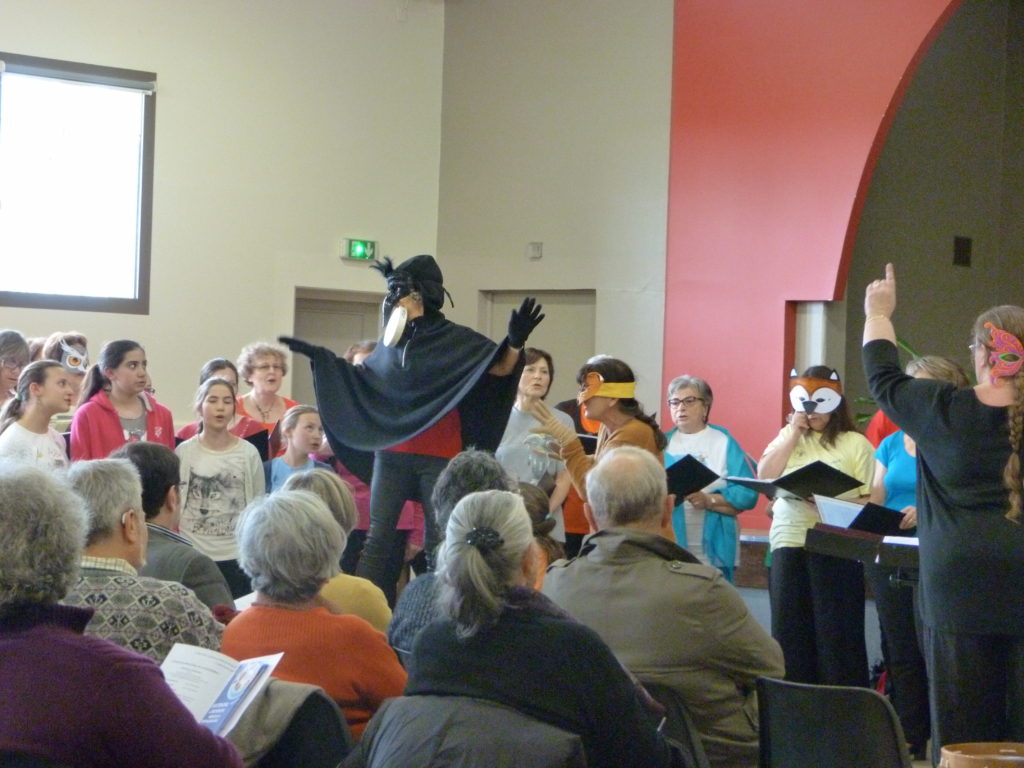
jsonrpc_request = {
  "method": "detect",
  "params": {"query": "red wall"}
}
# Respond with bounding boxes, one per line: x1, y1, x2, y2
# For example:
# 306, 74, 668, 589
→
664, 0, 961, 531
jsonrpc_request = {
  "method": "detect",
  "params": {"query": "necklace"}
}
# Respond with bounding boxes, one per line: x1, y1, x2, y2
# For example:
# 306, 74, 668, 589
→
251, 395, 276, 423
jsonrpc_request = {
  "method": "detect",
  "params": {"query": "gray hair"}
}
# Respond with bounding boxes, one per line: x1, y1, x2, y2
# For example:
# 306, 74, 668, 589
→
237, 490, 343, 603
586, 446, 667, 528
431, 449, 515, 531
0, 461, 87, 608
436, 490, 533, 639
66, 459, 144, 547
667, 375, 714, 419
282, 469, 359, 534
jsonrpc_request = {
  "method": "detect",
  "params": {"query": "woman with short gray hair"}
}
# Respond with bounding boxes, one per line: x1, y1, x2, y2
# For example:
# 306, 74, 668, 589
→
402, 490, 673, 768
221, 490, 406, 740
664, 373, 758, 582
0, 461, 242, 768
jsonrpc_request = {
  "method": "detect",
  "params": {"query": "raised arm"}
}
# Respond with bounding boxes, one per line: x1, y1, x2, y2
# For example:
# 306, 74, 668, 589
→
863, 263, 897, 346
488, 298, 545, 376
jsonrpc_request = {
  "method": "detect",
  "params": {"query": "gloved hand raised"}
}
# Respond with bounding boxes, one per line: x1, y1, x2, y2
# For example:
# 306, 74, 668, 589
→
507, 297, 545, 349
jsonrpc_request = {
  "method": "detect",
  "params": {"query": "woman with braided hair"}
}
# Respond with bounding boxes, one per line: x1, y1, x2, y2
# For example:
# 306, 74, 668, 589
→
863, 263, 1024, 756
394, 489, 673, 768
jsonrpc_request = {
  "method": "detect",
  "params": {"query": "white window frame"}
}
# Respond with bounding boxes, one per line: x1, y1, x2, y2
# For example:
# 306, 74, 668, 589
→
0, 52, 156, 315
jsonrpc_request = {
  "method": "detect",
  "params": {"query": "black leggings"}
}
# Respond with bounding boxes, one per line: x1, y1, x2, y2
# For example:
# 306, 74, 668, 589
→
356, 450, 447, 606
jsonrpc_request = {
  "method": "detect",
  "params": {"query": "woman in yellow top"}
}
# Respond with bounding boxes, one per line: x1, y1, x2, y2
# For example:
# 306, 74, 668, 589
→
758, 365, 874, 687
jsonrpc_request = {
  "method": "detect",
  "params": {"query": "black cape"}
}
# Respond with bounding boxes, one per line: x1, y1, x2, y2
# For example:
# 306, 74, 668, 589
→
295, 313, 522, 482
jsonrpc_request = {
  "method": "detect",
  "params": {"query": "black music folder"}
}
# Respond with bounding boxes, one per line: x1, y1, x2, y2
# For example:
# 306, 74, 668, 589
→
725, 460, 861, 501
815, 495, 905, 537
665, 454, 720, 499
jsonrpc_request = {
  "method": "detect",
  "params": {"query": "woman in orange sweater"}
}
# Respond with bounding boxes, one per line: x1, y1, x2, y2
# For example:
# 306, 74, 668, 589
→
222, 490, 406, 739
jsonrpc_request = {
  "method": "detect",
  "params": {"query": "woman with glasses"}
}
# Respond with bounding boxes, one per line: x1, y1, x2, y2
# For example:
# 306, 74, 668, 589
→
864, 264, 1024, 752
664, 375, 758, 582
0, 329, 30, 406
235, 342, 297, 450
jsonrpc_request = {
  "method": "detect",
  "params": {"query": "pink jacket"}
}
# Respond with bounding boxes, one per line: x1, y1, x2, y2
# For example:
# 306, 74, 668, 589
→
70, 390, 175, 461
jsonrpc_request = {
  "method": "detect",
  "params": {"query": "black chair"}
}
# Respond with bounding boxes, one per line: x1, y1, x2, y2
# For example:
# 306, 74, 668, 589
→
257, 688, 353, 768
345, 695, 587, 768
757, 676, 912, 768
641, 682, 712, 768
0, 753, 72, 768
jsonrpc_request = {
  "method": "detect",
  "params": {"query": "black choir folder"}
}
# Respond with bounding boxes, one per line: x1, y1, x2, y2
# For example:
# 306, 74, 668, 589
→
665, 454, 720, 499
725, 460, 861, 501
814, 495, 905, 537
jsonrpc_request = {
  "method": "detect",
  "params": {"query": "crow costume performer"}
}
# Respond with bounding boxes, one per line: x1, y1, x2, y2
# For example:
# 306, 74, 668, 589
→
280, 255, 543, 604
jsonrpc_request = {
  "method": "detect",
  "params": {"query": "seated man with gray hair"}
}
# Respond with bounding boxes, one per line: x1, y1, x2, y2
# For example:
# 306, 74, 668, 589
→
62, 458, 223, 664
0, 461, 242, 767
542, 446, 784, 768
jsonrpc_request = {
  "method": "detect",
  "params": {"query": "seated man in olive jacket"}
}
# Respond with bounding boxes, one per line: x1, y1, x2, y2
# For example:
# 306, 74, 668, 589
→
114, 441, 234, 611
542, 446, 784, 768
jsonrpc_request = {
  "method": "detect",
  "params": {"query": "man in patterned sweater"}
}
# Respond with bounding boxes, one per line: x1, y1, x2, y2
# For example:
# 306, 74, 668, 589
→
62, 458, 222, 663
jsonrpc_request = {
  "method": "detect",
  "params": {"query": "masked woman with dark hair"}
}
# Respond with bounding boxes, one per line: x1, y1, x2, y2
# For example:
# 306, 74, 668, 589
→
757, 365, 874, 687
526, 357, 667, 504
864, 264, 1024, 754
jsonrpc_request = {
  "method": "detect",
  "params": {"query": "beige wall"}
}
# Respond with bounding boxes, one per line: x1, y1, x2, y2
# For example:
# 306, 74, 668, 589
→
0, 0, 445, 419
0, 0, 676, 419
437, 0, 674, 410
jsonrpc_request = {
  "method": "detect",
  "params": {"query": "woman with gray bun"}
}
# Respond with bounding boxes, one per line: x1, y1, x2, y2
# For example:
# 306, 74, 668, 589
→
399, 489, 673, 768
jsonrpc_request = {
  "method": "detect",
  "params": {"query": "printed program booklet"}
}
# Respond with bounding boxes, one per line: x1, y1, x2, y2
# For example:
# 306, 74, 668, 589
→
160, 643, 283, 736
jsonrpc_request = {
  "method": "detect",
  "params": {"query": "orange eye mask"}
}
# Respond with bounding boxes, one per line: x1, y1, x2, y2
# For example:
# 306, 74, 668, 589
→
577, 372, 636, 432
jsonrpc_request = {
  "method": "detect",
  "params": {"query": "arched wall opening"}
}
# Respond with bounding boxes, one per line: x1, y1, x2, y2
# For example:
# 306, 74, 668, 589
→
664, 0, 963, 531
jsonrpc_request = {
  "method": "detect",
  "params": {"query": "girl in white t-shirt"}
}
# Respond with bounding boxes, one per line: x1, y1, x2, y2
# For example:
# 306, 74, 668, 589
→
0, 361, 74, 470
177, 376, 265, 598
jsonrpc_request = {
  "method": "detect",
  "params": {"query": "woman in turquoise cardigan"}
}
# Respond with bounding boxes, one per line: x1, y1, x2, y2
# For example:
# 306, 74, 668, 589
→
663, 374, 758, 582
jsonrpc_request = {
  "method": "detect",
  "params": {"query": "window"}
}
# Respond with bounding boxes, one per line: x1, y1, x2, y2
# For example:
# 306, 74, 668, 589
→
0, 52, 156, 314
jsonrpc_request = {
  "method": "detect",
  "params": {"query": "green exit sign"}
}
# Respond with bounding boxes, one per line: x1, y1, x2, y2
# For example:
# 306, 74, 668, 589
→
345, 239, 377, 261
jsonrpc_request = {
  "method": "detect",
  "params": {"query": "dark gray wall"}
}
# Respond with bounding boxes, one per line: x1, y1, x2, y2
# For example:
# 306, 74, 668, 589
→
844, 0, 1024, 406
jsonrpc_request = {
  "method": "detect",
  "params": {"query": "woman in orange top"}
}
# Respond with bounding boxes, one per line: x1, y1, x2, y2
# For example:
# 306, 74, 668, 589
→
527, 357, 670, 539
222, 490, 406, 740
235, 343, 297, 455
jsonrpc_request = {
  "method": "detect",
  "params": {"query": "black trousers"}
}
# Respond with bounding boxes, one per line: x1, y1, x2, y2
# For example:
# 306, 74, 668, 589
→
866, 563, 929, 750
923, 625, 1024, 765
215, 558, 252, 600
769, 546, 869, 686
356, 450, 447, 606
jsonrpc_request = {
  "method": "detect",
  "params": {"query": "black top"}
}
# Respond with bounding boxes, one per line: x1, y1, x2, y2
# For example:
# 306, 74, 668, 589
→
406, 588, 672, 768
864, 339, 1024, 633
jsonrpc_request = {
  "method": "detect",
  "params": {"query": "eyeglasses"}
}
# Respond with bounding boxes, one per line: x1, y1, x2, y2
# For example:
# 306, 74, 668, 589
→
0, 358, 26, 371
253, 363, 284, 372
667, 396, 704, 409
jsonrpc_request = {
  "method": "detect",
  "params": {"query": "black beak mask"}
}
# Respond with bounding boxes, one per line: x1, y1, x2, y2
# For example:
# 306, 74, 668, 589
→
371, 254, 452, 327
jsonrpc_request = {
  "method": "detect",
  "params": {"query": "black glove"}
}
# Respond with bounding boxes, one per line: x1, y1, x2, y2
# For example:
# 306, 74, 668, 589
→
507, 297, 544, 349
277, 336, 317, 358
